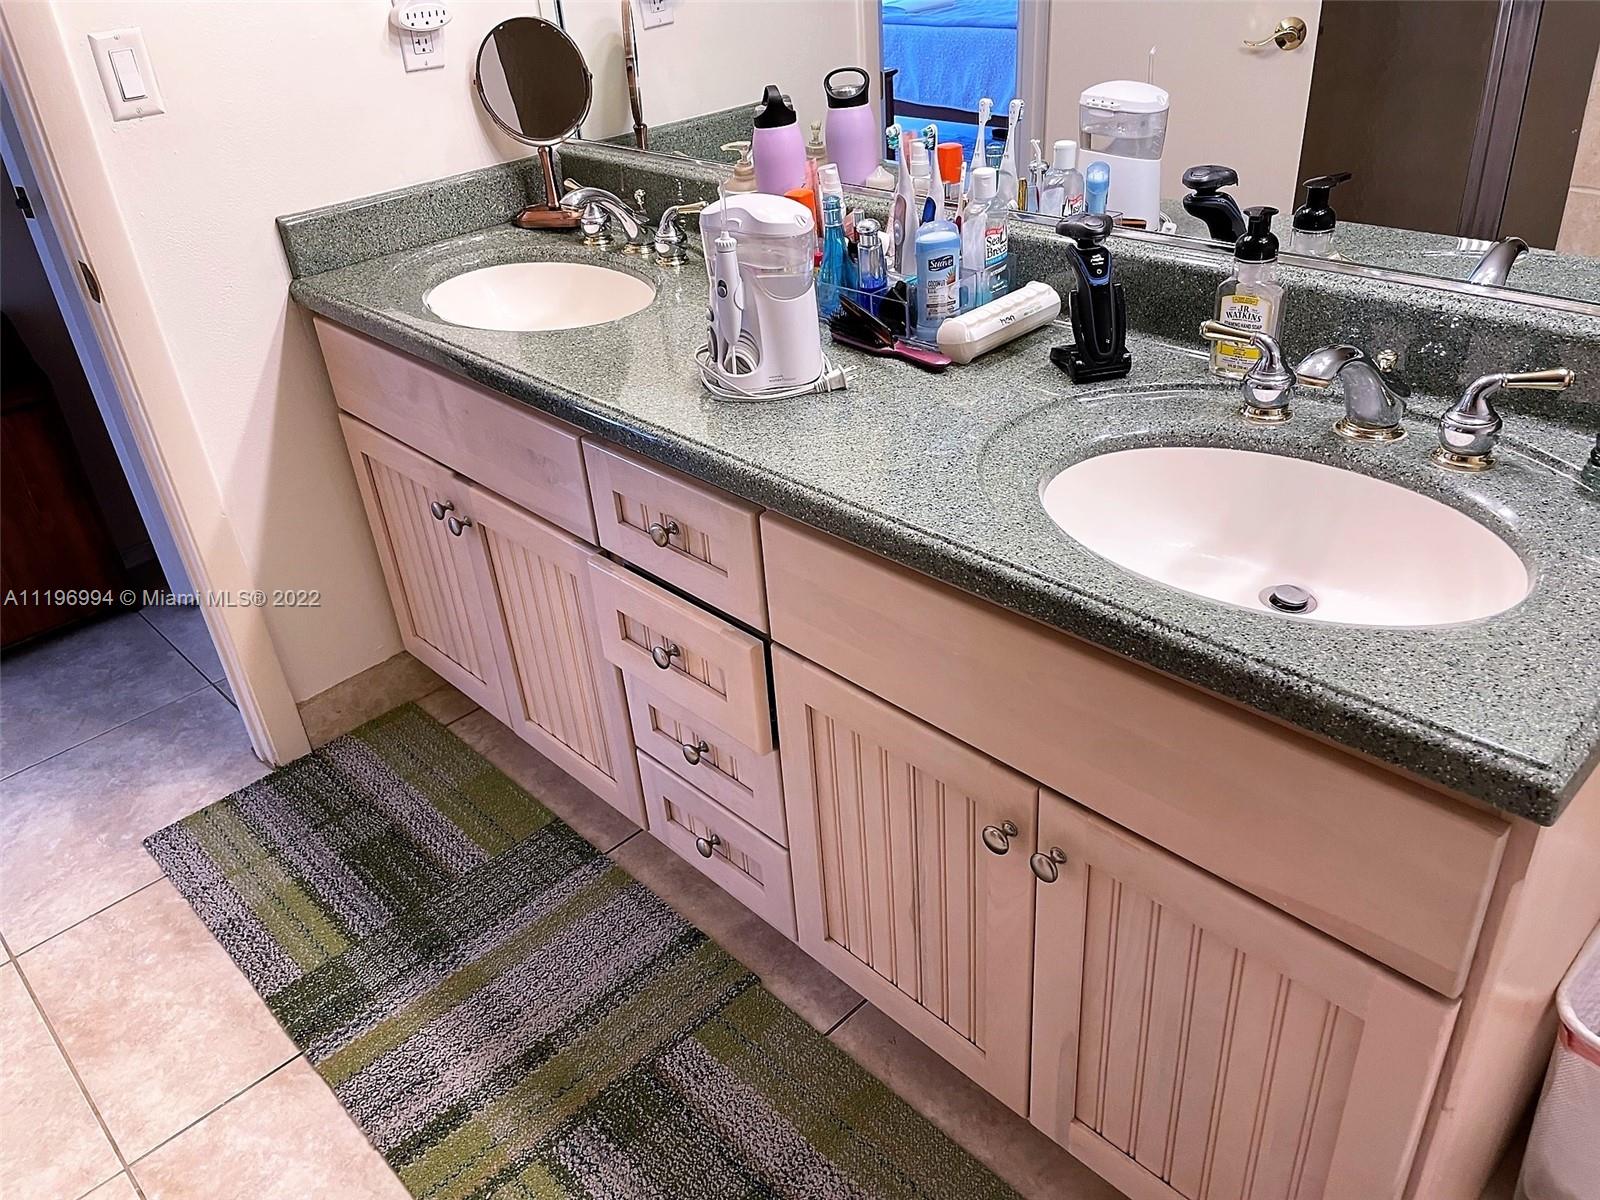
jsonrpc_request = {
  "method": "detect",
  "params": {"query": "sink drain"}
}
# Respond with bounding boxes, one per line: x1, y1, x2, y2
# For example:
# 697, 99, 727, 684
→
1261, 584, 1317, 614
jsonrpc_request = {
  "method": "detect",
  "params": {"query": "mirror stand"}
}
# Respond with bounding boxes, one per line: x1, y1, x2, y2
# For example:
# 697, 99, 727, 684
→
514, 147, 579, 230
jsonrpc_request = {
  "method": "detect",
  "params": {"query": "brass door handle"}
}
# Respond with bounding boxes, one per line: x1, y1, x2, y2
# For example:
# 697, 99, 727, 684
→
1244, 16, 1306, 50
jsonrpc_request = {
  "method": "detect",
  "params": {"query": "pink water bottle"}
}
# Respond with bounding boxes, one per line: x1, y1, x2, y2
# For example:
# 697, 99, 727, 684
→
751, 85, 806, 195
824, 67, 879, 186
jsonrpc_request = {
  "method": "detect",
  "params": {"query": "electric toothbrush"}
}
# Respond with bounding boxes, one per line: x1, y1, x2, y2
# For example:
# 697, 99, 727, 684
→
970, 98, 992, 183
923, 124, 943, 223
997, 99, 1024, 209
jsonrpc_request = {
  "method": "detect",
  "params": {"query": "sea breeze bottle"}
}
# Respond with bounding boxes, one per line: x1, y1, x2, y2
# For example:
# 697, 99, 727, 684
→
1211, 206, 1284, 379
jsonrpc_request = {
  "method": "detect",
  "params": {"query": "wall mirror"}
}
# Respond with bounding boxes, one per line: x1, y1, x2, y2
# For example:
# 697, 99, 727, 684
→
553, 0, 1600, 308
476, 15, 593, 229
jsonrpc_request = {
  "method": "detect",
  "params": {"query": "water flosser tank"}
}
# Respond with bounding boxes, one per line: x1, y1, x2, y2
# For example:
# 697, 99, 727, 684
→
1078, 81, 1170, 230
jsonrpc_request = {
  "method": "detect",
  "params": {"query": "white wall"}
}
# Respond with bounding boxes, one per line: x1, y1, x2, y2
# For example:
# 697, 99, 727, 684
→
561, 0, 866, 143
23, 0, 541, 701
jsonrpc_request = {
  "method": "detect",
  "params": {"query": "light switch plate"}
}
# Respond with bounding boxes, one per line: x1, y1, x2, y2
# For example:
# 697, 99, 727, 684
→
87, 29, 164, 121
638, 0, 675, 29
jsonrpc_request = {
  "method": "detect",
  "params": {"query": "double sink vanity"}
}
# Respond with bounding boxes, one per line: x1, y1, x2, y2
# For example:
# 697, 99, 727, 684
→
286, 151, 1600, 1200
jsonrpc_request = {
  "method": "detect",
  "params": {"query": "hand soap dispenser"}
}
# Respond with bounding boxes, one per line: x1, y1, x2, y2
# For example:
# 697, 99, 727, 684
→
1050, 213, 1131, 383
1289, 172, 1352, 257
1210, 206, 1284, 379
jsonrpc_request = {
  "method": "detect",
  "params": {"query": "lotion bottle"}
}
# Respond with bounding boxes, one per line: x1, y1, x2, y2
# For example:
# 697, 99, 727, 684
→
1211, 206, 1284, 379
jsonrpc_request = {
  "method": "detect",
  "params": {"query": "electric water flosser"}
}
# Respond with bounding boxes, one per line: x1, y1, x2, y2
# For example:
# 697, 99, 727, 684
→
708, 231, 745, 375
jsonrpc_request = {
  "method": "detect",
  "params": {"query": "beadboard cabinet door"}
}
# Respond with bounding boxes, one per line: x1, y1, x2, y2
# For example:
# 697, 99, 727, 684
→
774, 649, 1038, 1113
340, 415, 507, 721
1031, 792, 1457, 1200
466, 483, 644, 825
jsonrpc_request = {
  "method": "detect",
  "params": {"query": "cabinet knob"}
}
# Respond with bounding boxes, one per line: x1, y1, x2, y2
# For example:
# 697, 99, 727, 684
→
651, 642, 682, 670
446, 514, 472, 537
682, 738, 711, 765
981, 820, 1019, 855
694, 831, 722, 858
1030, 847, 1069, 883
647, 517, 680, 547
430, 500, 454, 521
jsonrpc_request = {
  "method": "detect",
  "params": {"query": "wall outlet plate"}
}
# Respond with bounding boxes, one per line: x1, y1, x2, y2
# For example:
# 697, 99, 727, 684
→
638, 0, 675, 30
392, 1, 449, 71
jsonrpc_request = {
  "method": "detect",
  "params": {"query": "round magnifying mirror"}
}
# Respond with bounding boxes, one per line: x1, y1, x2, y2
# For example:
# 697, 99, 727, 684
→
475, 16, 592, 229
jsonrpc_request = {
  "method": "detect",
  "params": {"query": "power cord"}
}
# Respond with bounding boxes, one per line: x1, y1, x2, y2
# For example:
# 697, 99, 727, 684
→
694, 342, 851, 401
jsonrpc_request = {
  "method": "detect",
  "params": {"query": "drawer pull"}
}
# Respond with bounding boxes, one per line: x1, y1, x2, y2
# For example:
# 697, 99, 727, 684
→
446, 514, 472, 537
647, 517, 680, 547
1030, 846, 1069, 883
682, 738, 711, 766
651, 642, 682, 670
694, 831, 722, 858
430, 499, 453, 521
982, 820, 1019, 855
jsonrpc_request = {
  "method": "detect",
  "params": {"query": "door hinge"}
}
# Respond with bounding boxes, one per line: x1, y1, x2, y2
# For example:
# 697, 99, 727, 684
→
13, 184, 34, 219
78, 260, 103, 304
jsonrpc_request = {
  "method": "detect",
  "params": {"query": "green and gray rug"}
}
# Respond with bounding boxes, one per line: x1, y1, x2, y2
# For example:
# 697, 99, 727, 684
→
146, 704, 1017, 1199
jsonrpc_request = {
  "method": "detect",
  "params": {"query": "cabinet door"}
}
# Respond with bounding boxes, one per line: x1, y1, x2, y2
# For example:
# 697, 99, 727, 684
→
773, 649, 1037, 1113
1031, 792, 1457, 1200
467, 483, 644, 825
340, 415, 506, 720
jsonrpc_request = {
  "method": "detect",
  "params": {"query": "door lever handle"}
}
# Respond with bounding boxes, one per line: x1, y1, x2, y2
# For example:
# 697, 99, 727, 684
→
1244, 16, 1306, 50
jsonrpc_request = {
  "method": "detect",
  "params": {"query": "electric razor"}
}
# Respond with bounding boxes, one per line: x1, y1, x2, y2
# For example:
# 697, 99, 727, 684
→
1051, 213, 1131, 384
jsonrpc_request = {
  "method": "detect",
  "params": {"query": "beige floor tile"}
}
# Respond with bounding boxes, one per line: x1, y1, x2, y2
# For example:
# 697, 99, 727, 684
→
132, 1058, 407, 1200
831, 1004, 1128, 1200
610, 831, 863, 1036
1, 612, 207, 778
415, 684, 479, 727
81, 1173, 139, 1198
139, 605, 225, 683
450, 709, 641, 853
0, 689, 267, 952
0, 963, 122, 1199
20, 882, 297, 1161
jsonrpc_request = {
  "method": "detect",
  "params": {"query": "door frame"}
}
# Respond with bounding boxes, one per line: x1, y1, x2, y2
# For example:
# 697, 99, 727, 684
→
1459, 0, 1545, 238
1, 7, 310, 766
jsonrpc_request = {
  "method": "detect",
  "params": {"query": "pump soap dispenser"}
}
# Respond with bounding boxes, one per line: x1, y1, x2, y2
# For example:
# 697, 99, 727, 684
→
1289, 172, 1352, 257
1211, 206, 1284, 379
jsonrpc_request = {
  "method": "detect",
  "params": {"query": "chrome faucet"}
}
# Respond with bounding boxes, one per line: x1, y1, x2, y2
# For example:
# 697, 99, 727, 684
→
1199, 320, 1294, 422
1468, 236, 1529, 287
557, 185, 650, 252
653, 201, 707, 267
1432, 367, 1575, 471
1295, 345, 1409, 441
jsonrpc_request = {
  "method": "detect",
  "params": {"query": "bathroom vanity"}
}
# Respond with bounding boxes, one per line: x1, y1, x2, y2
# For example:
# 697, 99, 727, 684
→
296, 197, 1599, 1200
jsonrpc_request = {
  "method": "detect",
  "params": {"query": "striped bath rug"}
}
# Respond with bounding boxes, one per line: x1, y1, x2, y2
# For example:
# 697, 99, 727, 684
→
145, 704, 1017, 1199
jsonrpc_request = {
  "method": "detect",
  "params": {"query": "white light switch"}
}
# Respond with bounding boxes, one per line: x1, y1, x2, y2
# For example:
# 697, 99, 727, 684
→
88, 29, 163, 121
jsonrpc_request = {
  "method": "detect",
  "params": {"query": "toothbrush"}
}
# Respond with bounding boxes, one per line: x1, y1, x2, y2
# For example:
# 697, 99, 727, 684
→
1027, 139, 1045, 212
970, 98, 992, 183
923, 124, 942, 223
888, 125, 919, 277
997, 99, 1023, 209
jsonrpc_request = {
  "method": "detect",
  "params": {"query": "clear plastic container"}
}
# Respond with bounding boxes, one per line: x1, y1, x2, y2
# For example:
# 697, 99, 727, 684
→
1518, 924, 1600, 1200
1078, 82, 1169, 162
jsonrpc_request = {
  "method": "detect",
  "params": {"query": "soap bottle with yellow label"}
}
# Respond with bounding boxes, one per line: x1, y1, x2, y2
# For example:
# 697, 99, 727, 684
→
1210, 205, 1283, 379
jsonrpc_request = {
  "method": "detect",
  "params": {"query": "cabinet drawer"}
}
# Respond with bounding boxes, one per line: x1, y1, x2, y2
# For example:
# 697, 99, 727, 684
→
625, 676, 785, 844
582, 441, 766, 629
638, 753, 796, 939
763, 514, 1508, 998
589, 556, 772, 752
315, 318, 595, 540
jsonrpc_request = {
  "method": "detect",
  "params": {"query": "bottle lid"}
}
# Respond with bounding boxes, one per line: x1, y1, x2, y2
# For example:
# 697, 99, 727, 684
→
721, 141, 756, 181
970, 166, 998, 201
856, 216, 881, 237
937, 143, 964, 184
753, 84, 797, 129
1236, 205, 1279, 262
806, 120, 826, 159
906, 135, 929, 174
818, 162, 842, 196
824, 66, 871, 108
1052, 139, 1077, 170
1292, 171, 1352, 232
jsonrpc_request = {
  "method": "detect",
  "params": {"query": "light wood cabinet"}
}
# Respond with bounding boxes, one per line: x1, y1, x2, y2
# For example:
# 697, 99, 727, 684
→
467, 483, 642, 824
773, 648, 1038, 1114
1030, 792, 1457, 1200
339, 414, 507, 721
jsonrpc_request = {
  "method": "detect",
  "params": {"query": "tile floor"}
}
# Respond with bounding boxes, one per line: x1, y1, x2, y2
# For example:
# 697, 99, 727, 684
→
22, 609, 1526, 1198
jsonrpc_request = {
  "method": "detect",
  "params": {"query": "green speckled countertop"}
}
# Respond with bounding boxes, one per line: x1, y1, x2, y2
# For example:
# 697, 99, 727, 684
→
290, 226, 1600, 824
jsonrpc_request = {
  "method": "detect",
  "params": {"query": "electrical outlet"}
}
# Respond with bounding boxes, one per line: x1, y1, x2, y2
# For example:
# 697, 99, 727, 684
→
638, 0, 675, 30
392, 1, 450, 71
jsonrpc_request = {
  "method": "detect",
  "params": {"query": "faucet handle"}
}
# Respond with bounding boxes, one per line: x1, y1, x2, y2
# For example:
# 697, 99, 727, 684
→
1200, 321, 1294, 423
1433, 367, 1574, 472
654, 201, 707, 266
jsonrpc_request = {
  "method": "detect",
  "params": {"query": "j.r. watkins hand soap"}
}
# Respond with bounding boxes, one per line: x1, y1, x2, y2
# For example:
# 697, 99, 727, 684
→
1211, 206, 1285, 379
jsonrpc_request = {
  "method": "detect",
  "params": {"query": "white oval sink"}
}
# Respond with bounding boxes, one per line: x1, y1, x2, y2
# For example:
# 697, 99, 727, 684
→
1040, 446, 1530, 627
423, 262, 654, 332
